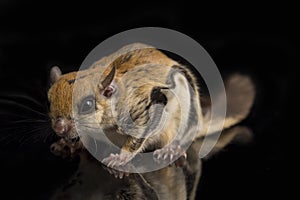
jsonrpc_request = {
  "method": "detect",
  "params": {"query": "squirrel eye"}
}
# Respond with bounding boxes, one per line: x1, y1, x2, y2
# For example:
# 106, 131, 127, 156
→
79, 96, 95, 115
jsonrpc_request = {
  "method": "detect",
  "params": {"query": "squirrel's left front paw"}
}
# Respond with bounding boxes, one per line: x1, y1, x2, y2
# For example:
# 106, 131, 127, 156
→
102, 153, 131, 168
102, 153, 133, 179
102, 165, 130, 179
153, 145, 187, 167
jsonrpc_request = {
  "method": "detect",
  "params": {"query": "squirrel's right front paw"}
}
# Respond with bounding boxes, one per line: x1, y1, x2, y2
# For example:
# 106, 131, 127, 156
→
50, 139, 71, 158
50, 138, 82, 158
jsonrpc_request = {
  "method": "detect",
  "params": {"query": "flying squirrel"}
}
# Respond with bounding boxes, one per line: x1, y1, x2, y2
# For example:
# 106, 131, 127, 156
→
48, 43, 255, 174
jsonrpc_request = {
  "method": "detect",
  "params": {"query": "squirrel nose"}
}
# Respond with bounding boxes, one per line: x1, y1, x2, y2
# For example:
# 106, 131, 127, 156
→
54, 118, 70, 135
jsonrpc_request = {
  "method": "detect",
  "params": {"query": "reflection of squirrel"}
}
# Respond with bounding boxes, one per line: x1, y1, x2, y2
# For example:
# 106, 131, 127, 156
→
48, 43, 255, 172
51, 124, 252, 200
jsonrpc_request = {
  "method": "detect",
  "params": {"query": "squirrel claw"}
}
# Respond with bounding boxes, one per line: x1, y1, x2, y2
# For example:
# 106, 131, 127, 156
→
50, 138, 82, 158
153, 145, 187, 167
102, 154, 132, 179
102, 153, 128, 168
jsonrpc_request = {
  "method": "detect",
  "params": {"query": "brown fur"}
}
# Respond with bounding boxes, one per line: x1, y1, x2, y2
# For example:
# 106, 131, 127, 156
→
48, 72, 77, 119
48, 43, 255, 166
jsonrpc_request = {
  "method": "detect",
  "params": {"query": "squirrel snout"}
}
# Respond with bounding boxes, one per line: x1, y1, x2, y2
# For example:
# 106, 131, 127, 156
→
53, 118, 70, 135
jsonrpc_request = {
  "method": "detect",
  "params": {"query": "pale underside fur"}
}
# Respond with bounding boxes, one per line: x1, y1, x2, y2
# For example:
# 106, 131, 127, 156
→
48, 43, 255, 157
49, 43, 255, 199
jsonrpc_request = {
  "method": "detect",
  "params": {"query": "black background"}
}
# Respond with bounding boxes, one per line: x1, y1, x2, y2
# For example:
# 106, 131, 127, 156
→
0, 1, 296, 199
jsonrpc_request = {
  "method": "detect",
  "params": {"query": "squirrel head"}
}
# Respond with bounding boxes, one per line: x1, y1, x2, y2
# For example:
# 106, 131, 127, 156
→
48, 65, 116, 140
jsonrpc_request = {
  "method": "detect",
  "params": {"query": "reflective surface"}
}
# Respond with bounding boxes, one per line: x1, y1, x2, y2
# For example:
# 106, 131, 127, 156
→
0, 4, 293, 198
51, 126, 252, 200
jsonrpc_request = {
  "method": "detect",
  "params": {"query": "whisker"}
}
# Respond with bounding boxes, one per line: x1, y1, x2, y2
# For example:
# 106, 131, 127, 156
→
12, 119, 50, 123
0, 121, 49, 144
18, 126, 50, 144
19, 134, 37, 146
2, 120, 50, 126
49, 134, 58, 143
0, 99, 47, 117
0, 94, 45, 108
19, 126, 53, 146
0, 119, 50, 133
21, 131, 46, 146
20, 131, 50, 146
0, 113, 44, 120
43, 127, 54, 143
0, 124, 40, 133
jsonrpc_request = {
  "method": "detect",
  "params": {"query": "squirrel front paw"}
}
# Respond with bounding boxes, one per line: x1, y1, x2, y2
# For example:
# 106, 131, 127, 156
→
102, 153, 133, 179
102, 153, 131, 167
153, 145, 187, 167
50, 138, 83, 158
102, 164, 130, 179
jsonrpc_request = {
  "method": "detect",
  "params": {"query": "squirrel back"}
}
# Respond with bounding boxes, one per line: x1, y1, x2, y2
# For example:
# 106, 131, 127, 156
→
48, 43, 255, 167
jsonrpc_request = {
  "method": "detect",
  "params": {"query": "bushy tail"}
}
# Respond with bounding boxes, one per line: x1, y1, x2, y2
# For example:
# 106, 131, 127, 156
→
202, 74, 255, 135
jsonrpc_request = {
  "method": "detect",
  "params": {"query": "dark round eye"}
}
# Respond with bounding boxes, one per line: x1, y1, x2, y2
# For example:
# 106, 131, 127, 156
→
79, 96, 95, 115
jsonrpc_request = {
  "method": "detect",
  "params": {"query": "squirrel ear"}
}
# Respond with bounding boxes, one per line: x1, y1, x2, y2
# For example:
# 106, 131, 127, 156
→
50, 66, 62, 84
99, 65, 116, 90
